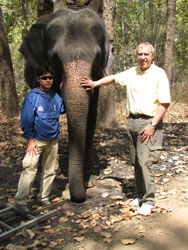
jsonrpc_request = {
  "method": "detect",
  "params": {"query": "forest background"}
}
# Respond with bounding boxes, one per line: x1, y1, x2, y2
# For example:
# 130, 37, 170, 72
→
0, 0, 188, 117
0, 2, 188, 249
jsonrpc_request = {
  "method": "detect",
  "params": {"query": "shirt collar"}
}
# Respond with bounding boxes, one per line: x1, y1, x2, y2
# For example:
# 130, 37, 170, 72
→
136, 63, 154, 74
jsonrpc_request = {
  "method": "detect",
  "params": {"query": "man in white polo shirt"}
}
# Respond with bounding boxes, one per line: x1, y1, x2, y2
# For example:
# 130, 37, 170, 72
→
81, 42, 171, 215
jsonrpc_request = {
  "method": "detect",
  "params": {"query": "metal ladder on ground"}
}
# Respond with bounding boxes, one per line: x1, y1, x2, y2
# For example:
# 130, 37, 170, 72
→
0, 200, 64, 242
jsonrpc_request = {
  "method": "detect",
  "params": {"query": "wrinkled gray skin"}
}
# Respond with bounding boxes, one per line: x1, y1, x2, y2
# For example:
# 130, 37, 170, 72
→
20, 8, 109, 203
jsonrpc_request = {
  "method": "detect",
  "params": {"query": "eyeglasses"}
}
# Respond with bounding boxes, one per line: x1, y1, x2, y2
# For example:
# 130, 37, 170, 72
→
40, 75, 54, 80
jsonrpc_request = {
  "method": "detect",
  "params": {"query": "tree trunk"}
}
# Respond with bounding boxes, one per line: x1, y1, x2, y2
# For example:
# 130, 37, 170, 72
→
97, 0, 119, 128
0, 6, 18, 119
21, 0, 29, 36
164, 0, 176, 84
38, 0, 53, 18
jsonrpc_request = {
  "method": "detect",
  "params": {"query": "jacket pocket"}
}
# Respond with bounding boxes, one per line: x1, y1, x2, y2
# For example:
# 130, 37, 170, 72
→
40, 112, 59, 120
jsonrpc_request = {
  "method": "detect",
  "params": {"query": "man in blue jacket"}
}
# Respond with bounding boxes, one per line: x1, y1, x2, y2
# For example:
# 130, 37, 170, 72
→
14, 67, 65, 213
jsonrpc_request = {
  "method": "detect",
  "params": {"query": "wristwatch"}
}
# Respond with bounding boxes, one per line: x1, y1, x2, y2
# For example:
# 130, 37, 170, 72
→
150, 121, 156, 127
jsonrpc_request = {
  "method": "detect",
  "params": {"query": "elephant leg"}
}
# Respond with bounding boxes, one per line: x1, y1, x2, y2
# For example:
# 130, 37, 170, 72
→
62, 61, 93, 203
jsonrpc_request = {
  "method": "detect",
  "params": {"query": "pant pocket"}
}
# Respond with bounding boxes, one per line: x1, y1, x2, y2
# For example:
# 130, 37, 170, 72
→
149, 127, 163, 164
149, 145, 162, 164
22, 153, 39, 168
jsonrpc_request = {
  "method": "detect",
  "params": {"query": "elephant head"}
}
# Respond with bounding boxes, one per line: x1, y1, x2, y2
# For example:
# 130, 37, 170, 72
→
20, 7, 109, 203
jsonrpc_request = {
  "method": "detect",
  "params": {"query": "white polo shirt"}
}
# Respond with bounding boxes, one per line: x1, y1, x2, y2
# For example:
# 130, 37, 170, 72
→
114, 64, 171, 117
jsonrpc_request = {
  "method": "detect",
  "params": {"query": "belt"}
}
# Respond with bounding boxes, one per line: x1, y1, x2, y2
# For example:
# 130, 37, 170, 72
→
129, 113, 153, 119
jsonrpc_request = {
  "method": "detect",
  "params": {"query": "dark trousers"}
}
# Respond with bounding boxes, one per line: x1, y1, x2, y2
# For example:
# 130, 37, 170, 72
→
127, 115, 163, 206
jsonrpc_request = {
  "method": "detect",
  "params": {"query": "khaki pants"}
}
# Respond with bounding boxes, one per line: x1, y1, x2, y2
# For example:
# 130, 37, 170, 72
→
15, 138, 59, 205
127, 117, 163, 206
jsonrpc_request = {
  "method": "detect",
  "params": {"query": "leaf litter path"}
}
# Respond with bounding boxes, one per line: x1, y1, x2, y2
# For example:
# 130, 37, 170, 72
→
0, 102, 187, 250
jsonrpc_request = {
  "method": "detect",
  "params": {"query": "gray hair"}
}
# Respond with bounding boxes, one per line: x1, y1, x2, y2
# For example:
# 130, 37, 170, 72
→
136, 42, 155, 55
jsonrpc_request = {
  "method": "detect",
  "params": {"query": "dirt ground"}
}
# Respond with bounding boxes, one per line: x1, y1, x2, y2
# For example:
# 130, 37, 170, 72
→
0, 102, 188, 250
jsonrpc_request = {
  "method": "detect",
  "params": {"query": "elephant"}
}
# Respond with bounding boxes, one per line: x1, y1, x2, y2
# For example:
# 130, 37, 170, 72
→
20, 6, 109, 203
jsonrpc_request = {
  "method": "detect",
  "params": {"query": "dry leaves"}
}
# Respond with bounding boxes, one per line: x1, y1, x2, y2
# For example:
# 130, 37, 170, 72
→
0, 103, 188, 249
59, 217, 69, 223
121, 239, 136, 245
74, 236, 85, 242
6, 240, 40, 250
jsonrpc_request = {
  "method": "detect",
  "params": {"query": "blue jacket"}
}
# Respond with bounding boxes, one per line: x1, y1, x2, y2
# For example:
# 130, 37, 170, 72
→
21, 88, 65, 140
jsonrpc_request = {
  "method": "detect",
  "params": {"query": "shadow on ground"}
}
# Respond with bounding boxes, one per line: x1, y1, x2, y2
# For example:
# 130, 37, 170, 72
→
0, 121, 187, 249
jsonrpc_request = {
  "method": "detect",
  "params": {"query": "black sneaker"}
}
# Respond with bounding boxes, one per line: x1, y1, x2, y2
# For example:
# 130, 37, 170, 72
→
14, 203, 30, 214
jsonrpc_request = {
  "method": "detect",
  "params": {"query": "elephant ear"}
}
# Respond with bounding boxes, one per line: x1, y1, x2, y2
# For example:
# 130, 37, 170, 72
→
90, 15, 109, 72
19, 22, 48, 68
86, 0, 103, 13
19, 21, 49, 89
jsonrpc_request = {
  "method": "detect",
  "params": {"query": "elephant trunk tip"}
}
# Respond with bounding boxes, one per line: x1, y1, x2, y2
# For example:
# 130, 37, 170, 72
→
69, 182, 86, 203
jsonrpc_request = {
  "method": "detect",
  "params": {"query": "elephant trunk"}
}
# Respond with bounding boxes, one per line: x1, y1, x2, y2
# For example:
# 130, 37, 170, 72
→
62, 60, 92, 203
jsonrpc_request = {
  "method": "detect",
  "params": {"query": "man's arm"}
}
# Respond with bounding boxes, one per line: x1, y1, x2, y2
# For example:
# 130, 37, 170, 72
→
26, 138, 38, 156
151, 103, 170, 126
21, 96, 38, 155
140, 103, 170, 144
81, 75, 116, 90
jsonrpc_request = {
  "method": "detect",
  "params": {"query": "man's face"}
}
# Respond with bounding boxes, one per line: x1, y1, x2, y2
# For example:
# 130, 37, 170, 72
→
37, 72, 54, 92
137, 46, 154, 71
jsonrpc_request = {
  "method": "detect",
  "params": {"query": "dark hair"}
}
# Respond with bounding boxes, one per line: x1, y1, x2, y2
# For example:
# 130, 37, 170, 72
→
33, 66, 54, 87
36, 66, 54, 77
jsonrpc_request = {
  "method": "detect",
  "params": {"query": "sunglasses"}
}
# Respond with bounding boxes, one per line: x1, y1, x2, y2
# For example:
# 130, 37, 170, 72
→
40, 75, 54, 80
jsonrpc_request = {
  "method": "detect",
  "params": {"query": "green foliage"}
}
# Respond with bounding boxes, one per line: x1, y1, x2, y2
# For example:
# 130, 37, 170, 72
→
1, 0, 188, 103
2, 0, 37, 41
114, 0, 167, 73
1, 0, 37, 102
114, 0, 188, 102
173, 0, 188, 87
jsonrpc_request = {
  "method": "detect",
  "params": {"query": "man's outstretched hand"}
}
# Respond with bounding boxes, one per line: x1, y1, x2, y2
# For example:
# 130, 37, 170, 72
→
81, 77, 97, 90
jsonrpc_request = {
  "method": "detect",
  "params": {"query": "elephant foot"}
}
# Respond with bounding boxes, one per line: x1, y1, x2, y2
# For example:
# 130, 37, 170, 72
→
69, 183, 86, 203
84, 174, 98, 188
62, 184, 86, 203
